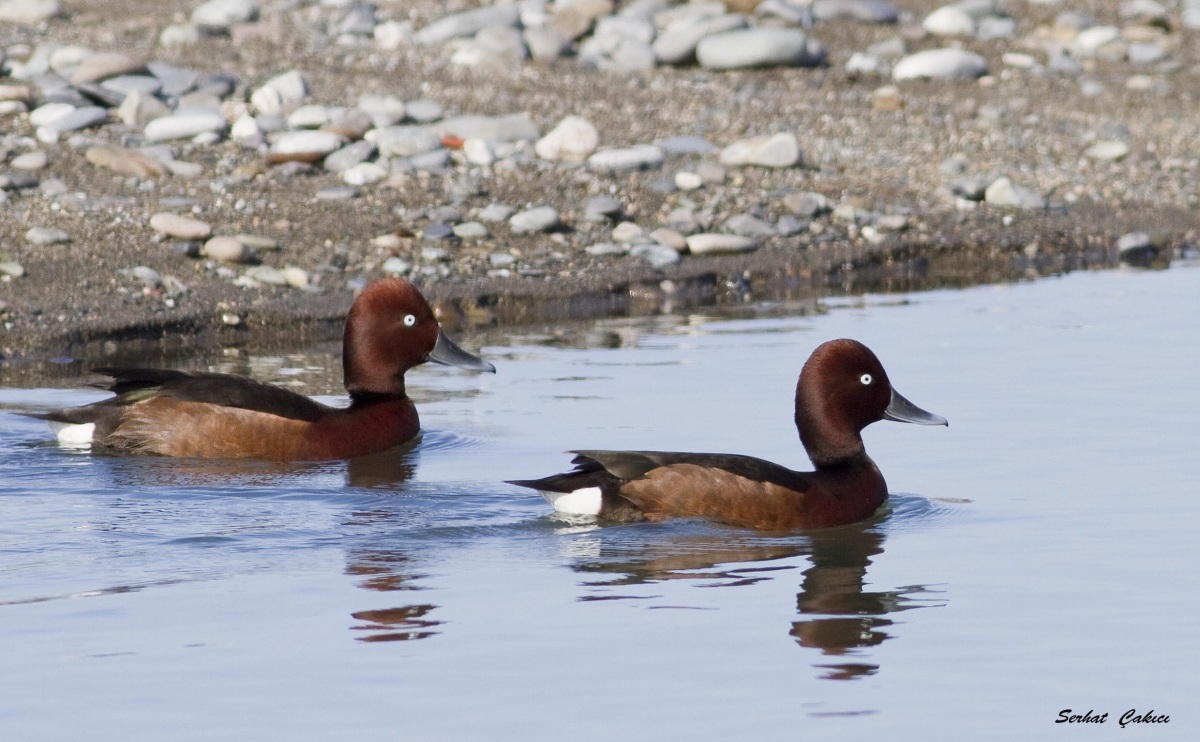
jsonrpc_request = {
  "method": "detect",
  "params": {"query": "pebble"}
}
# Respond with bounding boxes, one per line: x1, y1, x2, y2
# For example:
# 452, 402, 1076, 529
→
203, 236, 253, 263
535, 116, 599, 162
657, 136, 717, 155
611, 222, 647, 243
10, 151, 47, 170
696, 28, 825, 70
250, 70, 307, 116
435, 114, 539, 143
40, 106, 108, 137
686, 233, 757, 255
453, 222, 489, 239
893, 48, 988, 80
653, 13, 748, 65
719, 133, 801, 168
1085, 141, 1130, 161
587, 144, 664, 173
315, 186, 359, 201
144, 110, 227, 142
724, 213, 776, 237
674, 171, 703, 191
121, 266, 162, 288
811, 0, 899, 23
0, 0, 61, 25
984, 177, 1046, 210
414, 4, 520, 45
630, 242, 681, 268
509, 206, 561, 234
649, 228, 687, 251
28, 102, 76, 128
584, 195, 623, 222
342, 162, 388, 186
381, 257, 411, 275
69, 52, 145, 86
373, 126, 443, 157
268, 130, 346, 162
192, 0, 259, 32
585, 242, 628, 257
243, 266, 290, 287
923, 7, 975, 37
151, 213, 213, 240
462, 139, 495, 166
404, 99, 444, 123
25, 227, 71, 245
479, 203, 516, 222
0, 261, 25, 279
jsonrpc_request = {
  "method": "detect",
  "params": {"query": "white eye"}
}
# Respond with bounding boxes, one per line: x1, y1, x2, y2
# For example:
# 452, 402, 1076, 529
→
402, 314, 417, 327
860, 373, 873, 385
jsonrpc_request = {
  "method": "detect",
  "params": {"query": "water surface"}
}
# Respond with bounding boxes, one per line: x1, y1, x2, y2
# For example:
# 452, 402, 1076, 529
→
3, 264, 1197, 740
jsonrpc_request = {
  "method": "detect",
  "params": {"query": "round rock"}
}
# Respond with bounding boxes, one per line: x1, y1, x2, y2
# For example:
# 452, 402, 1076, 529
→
535, 115, 599, 162
144, 111, 228, 142
25, 227, 71, 245
696, 28, 825, 70
587, 145, 664, 173
893, 48, 988, 80
509, 206, 561, 234
719, 133, 801, 168
150, 213, 213, 240
686, 233, 757, 255
202, 236, 253, 263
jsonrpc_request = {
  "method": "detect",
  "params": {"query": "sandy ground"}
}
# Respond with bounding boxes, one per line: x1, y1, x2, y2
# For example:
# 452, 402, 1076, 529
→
1, 0, 1198, 381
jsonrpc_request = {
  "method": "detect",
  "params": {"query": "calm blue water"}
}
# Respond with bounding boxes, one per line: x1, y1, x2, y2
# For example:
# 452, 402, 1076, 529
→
2, 264, 1197, 740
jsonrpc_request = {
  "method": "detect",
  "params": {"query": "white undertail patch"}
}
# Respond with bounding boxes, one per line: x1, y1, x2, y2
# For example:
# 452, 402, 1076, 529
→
49, 421, 95, 447
542, 486, 603, 516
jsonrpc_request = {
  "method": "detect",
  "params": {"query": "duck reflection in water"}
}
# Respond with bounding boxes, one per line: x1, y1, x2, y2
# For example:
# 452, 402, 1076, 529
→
342, 504, 443, 644
566, 512, 944, 681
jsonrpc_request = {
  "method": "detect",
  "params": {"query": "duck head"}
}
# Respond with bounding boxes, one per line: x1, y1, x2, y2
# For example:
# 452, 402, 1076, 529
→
342, 278, 495, 398
795, 339, 945, 468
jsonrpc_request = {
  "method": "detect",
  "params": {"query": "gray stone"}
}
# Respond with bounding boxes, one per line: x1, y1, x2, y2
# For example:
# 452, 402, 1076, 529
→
192, 0, 259, 31
509, 206, 561, 234
524, 28, 571, 61
724, 213, 776, 237
811, 0, 898, 23
479, 203, 516, 222
696, 28, 825, 70
324, 140, 377, 172
453, 221, 489, 239
1072, 26, 1120, 56
28, 102, 76, 128
1127, 43, 1165, 65
147, 62, 198, 96
784, 191, 831, 217
0, 261, 25, 278
587, 145, 665, 173
357, 95, 405, 128
719, 133, 801, 168
339, 3, 377, 36
923, 7, 975, 37
893, 48, 988, 80
585, 242, 629, 257
404, 99, 444, 123
10, 151, 47, 170
250, 70, 307, 116
776, 216, 805, 236
244, 266, 289, 287
976, 16, 1016, 40
144, 110, 227, 142
686, 233, 756, 255
409, 149, 452, 172
414, 5, 520, 45
150, 213, 212, 240
535, 116, 599, 162
0, 0, 61, 24
342, 162, 388, 186
631, 242, 681, 268
422, 224, 454, 241
435, 114, 539, 143
584, 195, 623, 222
69, 52, 146, 85
39, 106, 107, 134
25, 227, 70, 245
203, 236, 252, 262
611, 222, 647, 243
657, 136, 717, 155
270, 130, 346, 158
382, 257, 411, 275
101, 75, 162, 99
1085, 140, 1129, 161
374, 125, 442, 157
653, 13, 747, 65
984, 177, 1045, 210
1185, 0, 1200, 30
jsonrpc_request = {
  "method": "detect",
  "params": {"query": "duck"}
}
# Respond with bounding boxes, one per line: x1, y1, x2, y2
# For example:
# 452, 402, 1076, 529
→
32, 277, 495, 460
508, 338, 945, 530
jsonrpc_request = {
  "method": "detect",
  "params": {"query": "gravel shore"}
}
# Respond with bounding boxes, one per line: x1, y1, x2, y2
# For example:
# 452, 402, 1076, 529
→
2, 0, 1198, 369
